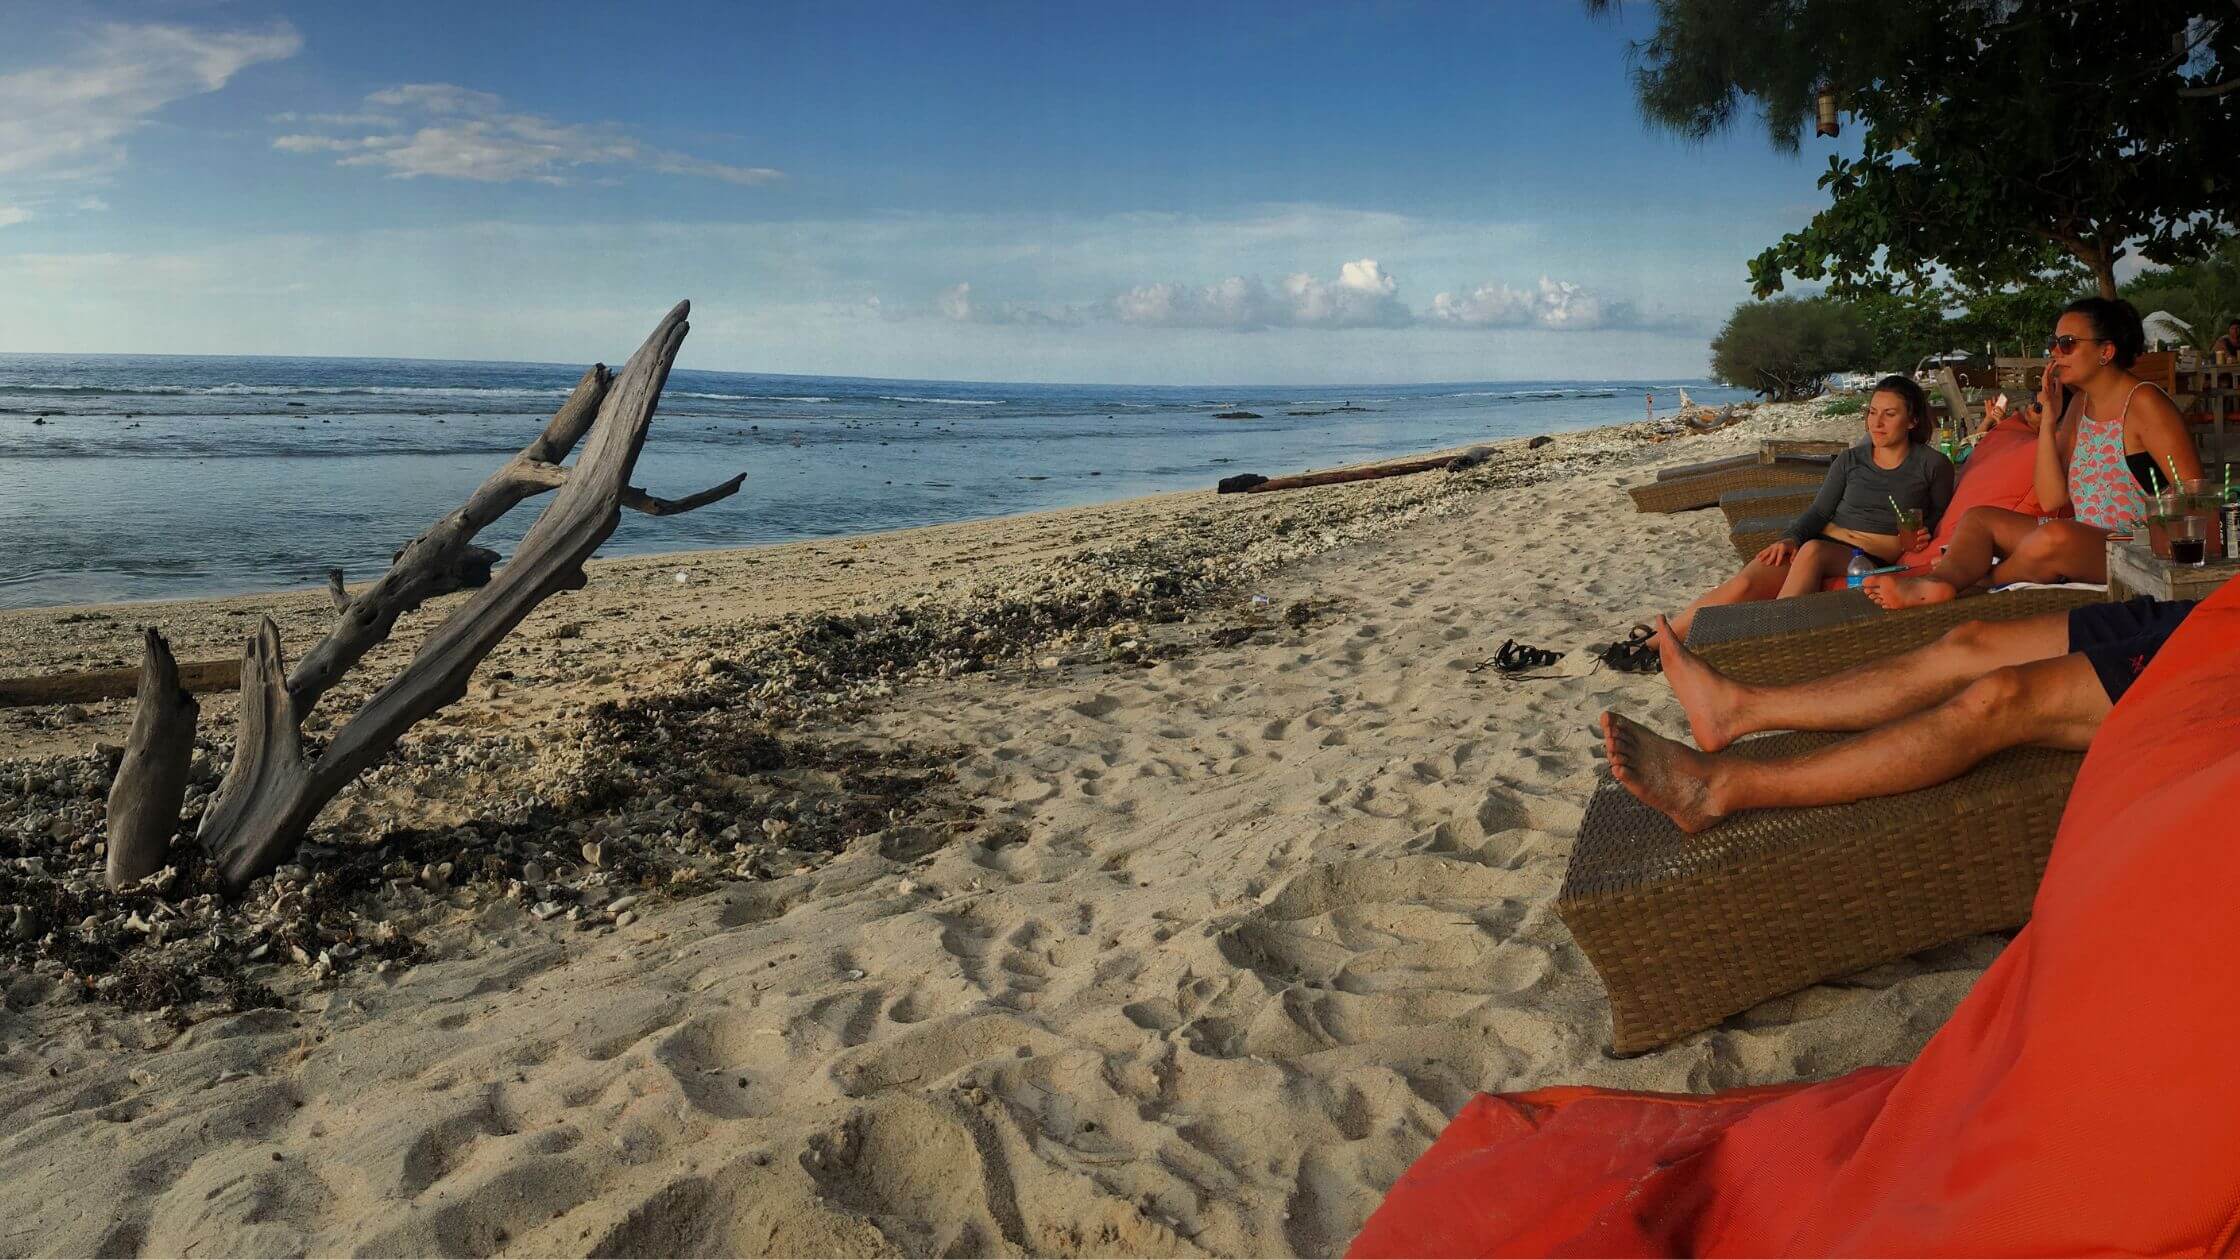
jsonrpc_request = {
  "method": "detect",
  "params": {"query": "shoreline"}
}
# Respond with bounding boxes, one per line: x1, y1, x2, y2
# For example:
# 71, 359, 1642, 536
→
0, 396, 1981, 1258
0, 379, 1750, 618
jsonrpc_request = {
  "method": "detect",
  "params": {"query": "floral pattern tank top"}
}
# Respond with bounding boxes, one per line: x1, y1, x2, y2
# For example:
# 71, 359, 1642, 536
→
2067, 382, 2156, 531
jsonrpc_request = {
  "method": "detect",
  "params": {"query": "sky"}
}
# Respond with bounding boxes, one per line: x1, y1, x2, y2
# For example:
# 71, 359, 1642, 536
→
0, 0, 1856, 384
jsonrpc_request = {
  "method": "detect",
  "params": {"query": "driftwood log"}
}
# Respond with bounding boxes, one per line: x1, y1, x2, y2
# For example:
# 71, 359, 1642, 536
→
108, 301, 742, 893
3, 657, 239, 709
1216, 445, 1491, 495
104, 631, 198, 889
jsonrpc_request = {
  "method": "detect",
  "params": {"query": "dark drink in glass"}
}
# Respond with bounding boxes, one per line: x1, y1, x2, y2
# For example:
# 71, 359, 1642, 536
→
2172, 537, 2207, 565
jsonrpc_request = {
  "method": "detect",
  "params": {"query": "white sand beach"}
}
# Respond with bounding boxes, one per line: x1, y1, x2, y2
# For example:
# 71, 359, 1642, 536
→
0, 402, 2004, 1256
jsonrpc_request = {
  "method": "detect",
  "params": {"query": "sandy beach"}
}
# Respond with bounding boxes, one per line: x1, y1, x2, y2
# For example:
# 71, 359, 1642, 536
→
0, 400, 2005, 1257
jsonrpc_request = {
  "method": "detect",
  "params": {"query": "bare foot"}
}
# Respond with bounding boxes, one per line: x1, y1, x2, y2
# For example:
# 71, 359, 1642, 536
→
1600, 711, 1725, 834
1863, 573, 1957, 610
1652, 614, 1744, 752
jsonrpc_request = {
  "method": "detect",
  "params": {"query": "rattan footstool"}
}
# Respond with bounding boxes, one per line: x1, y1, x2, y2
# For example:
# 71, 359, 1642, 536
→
1562, 735, 2080, 1054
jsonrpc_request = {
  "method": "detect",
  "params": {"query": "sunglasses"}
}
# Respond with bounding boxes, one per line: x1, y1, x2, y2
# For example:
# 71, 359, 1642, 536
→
2045, 334, 2105, 354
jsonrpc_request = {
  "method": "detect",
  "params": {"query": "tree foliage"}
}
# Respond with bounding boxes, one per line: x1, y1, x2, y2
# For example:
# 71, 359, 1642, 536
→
1843, 286, 1958, 370
2122, 236, 2240, 350
1590, 1, 2240, 300
1710, 296, 1871, 399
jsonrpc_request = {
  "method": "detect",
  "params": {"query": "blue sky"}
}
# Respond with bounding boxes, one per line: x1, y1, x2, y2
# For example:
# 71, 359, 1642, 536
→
0, 1, 1851, 384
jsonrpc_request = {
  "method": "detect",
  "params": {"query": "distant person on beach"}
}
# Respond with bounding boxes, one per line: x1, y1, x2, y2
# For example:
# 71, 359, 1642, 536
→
1866, 297, 2199, 609
1602, 598, 2197, 833
1667, 375, 1953, 639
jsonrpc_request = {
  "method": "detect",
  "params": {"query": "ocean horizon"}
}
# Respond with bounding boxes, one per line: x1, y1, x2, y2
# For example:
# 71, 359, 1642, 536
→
0, 351, 1753, 612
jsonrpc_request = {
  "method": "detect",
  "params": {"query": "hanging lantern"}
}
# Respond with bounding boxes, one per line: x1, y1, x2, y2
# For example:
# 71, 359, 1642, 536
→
1815, 87, 1840, 138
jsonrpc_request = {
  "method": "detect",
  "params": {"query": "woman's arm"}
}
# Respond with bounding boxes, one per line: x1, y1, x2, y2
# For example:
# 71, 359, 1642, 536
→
2033, 372, 2072, 513
1782, 450, 1852, 547
2132, 387, 2202, 484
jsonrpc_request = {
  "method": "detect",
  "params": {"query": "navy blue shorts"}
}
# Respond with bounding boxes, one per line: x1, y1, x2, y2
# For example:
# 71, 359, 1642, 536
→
2068, 595, 2197, 702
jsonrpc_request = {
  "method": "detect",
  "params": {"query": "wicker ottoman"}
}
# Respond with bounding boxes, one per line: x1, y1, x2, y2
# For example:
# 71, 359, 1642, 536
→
1562, 736, 2079, 1054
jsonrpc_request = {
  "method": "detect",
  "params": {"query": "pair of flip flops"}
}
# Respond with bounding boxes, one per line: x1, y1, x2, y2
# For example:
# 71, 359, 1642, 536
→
1598, 623, 1661, 674
1491, 638, 1562, 675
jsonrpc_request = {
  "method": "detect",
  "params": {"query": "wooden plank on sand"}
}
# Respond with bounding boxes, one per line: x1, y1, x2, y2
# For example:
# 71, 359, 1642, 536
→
0, 658, 240, 708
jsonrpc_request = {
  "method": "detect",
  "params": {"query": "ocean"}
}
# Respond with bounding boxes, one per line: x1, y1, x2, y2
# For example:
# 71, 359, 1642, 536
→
0, 353, 1750, 611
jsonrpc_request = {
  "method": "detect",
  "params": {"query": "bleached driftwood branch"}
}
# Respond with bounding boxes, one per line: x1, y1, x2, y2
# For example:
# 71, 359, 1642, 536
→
106, 301, 742, 893
104, 630, 197, 890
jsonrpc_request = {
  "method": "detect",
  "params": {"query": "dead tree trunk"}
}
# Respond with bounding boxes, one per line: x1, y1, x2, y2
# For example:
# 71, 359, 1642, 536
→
105, 630, 197, 890
107, 301, 743, 894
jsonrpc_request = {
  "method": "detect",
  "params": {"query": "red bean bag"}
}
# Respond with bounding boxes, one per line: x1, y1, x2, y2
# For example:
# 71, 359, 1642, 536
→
1898, 418, 2049, 567
1348, 578, 2240, 1256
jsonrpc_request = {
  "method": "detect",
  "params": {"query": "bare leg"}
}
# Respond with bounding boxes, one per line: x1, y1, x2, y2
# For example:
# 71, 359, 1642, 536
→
1652, 612, 2073, 751
1604, 653, 2110, 833
1865, 506, 2040, 609
1775, 538, 1846, 598
1987, 520, 2112, 585
1669, 556, 1789, 640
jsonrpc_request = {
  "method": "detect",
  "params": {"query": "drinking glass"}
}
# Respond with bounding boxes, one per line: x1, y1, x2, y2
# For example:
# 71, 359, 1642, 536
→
2180, 477, 2223, 558
1892, 505, 1925, 555
2148, 491, 2186, 559
2169, 512, 2209, 567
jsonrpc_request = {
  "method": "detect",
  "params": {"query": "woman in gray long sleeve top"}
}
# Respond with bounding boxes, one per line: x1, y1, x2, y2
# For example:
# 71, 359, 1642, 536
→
1670, 376, 1954, 638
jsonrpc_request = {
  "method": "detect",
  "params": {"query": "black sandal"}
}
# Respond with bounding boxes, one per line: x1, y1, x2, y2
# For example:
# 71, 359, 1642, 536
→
1490, 638, 1562, 676
1598, 623, 1662, 674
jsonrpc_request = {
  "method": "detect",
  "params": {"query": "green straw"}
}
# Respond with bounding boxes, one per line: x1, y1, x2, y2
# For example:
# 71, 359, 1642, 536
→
2149, 464, 2163, 497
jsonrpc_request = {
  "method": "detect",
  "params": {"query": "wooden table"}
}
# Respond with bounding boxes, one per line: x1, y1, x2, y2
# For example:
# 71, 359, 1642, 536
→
2105, 535, 2240, 602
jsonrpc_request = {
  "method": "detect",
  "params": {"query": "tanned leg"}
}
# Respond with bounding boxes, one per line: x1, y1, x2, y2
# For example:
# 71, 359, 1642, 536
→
1604, 653, 2110, 833
1775, 538, 1843, 599
1988, 521, 2112, 585
1865, 506, 2040, 609
1652, 611, 2072, 751
1669, 556, 1789, 640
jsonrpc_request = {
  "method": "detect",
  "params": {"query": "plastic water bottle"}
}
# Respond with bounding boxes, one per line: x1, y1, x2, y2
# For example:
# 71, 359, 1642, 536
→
1845, 549, 1876, 589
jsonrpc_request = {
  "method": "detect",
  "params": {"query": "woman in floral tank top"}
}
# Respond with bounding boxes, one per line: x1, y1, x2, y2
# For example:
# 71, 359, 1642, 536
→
1867, 297, 2199, 609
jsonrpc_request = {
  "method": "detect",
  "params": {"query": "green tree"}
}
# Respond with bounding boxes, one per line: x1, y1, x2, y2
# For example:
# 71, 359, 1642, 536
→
1588, 1, 2240, 300
1842, 286, 1955, 370
1710, 296, 1871, 399
1943, 265, 2095, 358
2122, 236, 2240, 351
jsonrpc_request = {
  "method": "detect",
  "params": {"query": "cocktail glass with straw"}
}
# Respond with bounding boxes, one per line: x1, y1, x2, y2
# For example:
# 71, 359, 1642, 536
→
1888, 495, 1924, 556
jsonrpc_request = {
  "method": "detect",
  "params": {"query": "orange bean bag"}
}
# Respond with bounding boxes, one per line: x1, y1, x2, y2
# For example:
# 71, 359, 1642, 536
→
1349, 578, 2240, 1255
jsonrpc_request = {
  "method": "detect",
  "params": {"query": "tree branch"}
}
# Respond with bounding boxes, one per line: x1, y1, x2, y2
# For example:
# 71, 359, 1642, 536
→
198, 302, 737, 892
105, 630, 197, 890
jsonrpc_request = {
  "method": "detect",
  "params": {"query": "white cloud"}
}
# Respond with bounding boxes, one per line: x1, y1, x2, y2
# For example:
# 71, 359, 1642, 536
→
1111, 258, 1413, 330
0, 21, 299, 183
0, 210, 1737, 381
73, 195, 109, 212
1428, 276, 1629, 331
930, 281, 1078, 325
0, 205, 29, 228
274, 82, 784, 187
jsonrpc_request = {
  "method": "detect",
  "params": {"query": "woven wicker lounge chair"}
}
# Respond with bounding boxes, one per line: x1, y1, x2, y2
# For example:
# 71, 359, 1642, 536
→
1759, 438, 1850, 462
1717, 485, 1818, 530
1562, 737, 2079, 1054
1560, 585, 2107, 1053
1652, 441, 1848, 483
1653, 452, 1760, 482
1726, 513, 1790, 561
1628, 457, 1833, 514
1687, 585, 2103, 676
